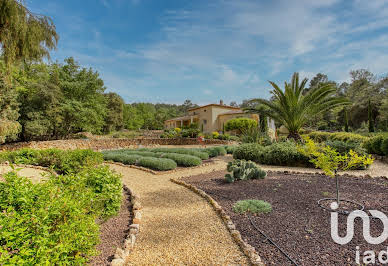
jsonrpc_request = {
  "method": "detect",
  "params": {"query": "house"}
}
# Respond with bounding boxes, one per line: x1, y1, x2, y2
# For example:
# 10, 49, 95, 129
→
164, 100, 260, 133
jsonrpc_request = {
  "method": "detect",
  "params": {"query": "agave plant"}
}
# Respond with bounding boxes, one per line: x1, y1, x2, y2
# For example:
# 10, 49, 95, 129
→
246, 72, 350, 140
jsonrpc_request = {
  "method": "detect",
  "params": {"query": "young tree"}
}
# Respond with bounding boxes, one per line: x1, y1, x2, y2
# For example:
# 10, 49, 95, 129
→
300, 138, 374, 206
368, 99, 374, 132
247, 73, 350, 140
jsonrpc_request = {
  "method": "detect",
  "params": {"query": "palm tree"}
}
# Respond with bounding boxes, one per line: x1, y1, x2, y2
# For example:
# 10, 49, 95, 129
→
246, 72, 350, 140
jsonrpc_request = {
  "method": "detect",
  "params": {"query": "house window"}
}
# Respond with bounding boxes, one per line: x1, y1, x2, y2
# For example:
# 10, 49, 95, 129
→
203, 119, 207, 124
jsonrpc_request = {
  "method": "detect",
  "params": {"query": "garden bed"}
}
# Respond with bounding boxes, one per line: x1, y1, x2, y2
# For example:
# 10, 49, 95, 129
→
183, 170, 388, 265
90, 187, 132, 266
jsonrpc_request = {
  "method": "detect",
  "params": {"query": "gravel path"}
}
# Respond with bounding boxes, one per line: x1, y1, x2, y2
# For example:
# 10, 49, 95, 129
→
108, 160, 249, 265
0, 165, 50, 183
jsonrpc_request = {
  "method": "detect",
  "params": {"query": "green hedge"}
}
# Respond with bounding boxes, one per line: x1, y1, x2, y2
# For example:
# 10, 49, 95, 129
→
233, 142, 310, 167
363, 135, 388, 155
0, 148, 103, 174
324, 140, 366, 155
0, 165, 122, 265
157, 152, 202, 167
200, 146, 227, 157
224, 145, 237, 154
306, 131, 368, 144
137, 157, 177, 171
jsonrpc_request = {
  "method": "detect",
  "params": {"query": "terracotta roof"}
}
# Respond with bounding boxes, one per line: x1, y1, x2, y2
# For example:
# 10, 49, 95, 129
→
188, 104, 241, 111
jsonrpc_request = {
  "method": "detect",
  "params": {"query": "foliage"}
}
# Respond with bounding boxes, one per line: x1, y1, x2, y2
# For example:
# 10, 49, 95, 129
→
103, 92, 124, 133
233, 142, 310, 167
232, 200, 272, 214
0, 148, 103, 174
212, 131, 219, 139
143, 147, 209, 160
0, 164, 122, 265
181, 128, 200, 138
300, 138, 374, 176
324, 140, 366, 155
200, 146, 227, 157
0, 77, 21, 142
225, 118, 258, 134
246, 72, 350, 139
157, 152, 201, 167
0, 0, 58, 72
137, 157, 177, 171
306, 131, 368, 144
241, 126, 272, 145
224, 145, 237, 154
225, 159, 266, 183
368, 99, 374, 132
363, 135, 388, 155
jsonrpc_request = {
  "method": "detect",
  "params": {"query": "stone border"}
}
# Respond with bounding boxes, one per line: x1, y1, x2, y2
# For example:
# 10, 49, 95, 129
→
170, 178, 264, 266
111, 186, 142, 266
106, 161, 216, 175
0, 162, 58, 176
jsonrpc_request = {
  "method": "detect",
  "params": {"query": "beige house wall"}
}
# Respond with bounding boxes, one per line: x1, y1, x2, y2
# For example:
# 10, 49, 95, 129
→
165, 104, 260, 134
217, 113, 259, 132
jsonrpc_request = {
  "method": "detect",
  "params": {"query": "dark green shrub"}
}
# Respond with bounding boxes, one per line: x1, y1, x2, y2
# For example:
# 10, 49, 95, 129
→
181, 128, 200, 138
232, 199, 272, 214
233, 143, 265, 162
201, 146, 227, 157
364, 136, 384, 155
224, 145, 237, 154
307, 131, 367, 144
225, 159, 266, 183
382, 138, 388, 156
260, 142, 310, 166
324, 140, 366, 155
157, 152, 201, 167
138, 157, 177, 171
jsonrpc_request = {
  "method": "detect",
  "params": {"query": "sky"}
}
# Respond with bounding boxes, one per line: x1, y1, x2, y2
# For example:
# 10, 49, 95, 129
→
28, 0, 388, 105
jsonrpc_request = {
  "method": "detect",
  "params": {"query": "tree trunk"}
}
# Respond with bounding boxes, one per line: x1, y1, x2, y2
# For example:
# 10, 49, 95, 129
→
287, 132, 302, 141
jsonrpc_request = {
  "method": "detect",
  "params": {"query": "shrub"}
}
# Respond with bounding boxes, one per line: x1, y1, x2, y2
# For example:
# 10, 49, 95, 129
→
260, 142, 310, 167
324, 140, 366, 155
212, 131, 220, 139
0, 148, 103, 174
225, 159, 266, 183
363, 135, 385, 155
307, 131, 368, 144
232, 199, 272, 214
382, 138, 388, 156
233, 143, 265, 162
234, 142, 310, 167
224, 145, 237, 154
157, 152, 201, 167
103, 152, 141, 165
0, 165, 122, 265
201, 146, 227, 157
181, 128, 200, 138
174, 127, 182, 133
137, 157, 177, 171
225, 118, 258, 133
241, 127, 272, 145
146, 148, 209, 160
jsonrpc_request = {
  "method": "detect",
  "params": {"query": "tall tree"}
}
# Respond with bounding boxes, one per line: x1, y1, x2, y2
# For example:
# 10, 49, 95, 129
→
103, 92, 124, 133
0, 0, 58, 74
246, 73, 350, 140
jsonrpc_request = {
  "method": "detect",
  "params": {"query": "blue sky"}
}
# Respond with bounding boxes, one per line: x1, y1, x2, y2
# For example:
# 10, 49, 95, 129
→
29, 0, 388, 105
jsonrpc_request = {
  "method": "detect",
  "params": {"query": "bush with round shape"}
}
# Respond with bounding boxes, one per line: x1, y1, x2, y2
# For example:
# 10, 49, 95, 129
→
157, 152, 201, 167
232, 200, 272, 214
324, 140, 366, 155
363, 136, 384, 155
137, 157, 177, 171
147, 147, 209, 160
233, 143, 265, 162
225, 118, 258, 134
225, 159, 266, 183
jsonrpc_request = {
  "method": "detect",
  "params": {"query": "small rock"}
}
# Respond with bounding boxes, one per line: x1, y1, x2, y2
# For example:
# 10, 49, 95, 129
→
111, 258, 124, 266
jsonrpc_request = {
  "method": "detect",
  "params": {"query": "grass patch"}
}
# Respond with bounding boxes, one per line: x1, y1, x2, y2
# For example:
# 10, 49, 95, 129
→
233, 199, 272, 214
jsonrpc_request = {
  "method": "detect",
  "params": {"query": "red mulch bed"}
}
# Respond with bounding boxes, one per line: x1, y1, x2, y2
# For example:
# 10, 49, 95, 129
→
89, 187, 132, 265
183, 171, 388, 265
